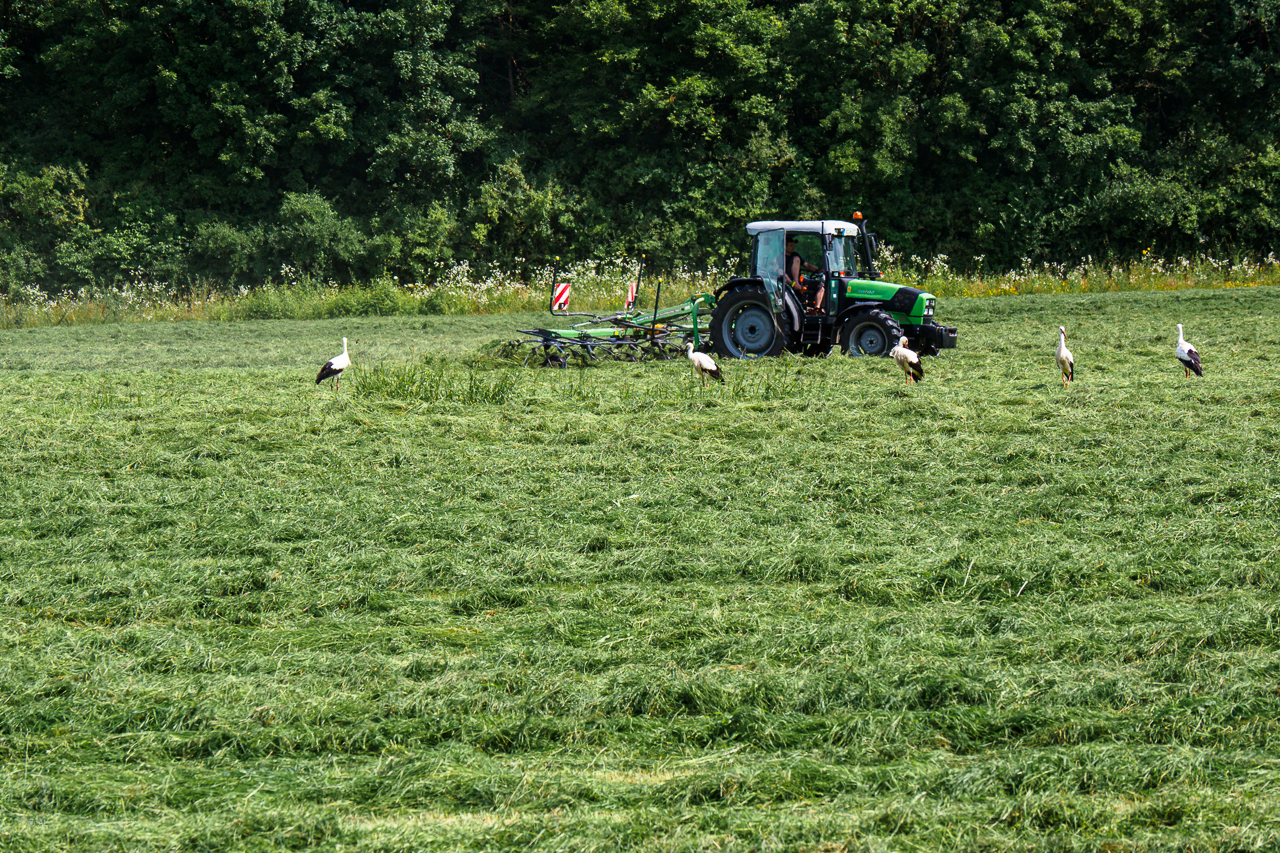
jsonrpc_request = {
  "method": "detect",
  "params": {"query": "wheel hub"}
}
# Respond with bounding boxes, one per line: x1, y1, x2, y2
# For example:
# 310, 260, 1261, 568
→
732, 306, 775, 353
857, 327, 886, 353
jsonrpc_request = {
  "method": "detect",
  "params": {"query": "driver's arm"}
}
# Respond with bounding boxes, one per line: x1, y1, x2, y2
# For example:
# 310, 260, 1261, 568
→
786, 255, 801, 283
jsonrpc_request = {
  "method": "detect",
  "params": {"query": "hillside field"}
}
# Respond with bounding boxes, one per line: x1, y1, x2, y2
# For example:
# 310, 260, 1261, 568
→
1, 287, 1278, 851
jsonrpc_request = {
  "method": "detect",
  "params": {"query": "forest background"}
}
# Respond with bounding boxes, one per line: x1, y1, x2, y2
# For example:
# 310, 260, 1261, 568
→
0, 0, 1276, 296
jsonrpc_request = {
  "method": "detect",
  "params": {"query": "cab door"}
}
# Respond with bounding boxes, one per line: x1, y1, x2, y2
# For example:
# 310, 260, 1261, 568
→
750, 228, 786, 312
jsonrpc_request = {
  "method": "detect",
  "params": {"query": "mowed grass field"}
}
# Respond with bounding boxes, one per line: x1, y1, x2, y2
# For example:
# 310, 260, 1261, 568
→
2, 287, 1278, 852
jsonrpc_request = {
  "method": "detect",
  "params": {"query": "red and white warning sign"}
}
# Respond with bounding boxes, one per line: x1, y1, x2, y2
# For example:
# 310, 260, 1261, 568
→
625, 278, 638, 310
552, 281, 572, 311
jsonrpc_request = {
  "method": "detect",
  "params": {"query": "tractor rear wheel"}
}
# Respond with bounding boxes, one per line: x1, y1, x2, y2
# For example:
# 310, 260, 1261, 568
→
711, 285, 787, 359
840, 309, 903, 357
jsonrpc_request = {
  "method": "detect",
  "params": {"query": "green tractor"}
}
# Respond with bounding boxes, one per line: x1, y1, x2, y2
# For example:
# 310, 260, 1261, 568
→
710, 217, 958, 358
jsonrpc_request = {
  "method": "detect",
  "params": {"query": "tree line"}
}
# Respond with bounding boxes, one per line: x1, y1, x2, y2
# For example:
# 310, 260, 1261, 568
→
0, 0, 1275, 294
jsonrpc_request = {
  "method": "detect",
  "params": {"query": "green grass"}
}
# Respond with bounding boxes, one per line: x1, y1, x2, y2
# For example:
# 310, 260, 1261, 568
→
1, 287, 1279, 851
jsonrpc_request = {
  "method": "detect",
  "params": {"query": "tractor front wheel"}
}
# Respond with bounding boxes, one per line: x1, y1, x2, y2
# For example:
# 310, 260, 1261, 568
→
710, 285, 787, 359
840, 310, 903, 357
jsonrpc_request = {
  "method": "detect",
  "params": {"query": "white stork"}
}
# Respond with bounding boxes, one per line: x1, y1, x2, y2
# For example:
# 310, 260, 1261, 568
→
316, 337, 350, 390
889, 336, 923, 385
686, 342, 723, 387
1175, 323, 1202, 377
1056, 326, 1074, 387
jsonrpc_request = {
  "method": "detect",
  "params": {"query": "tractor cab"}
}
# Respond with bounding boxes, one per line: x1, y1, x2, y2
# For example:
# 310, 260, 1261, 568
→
746, 218, 881, 320
748, 217, 879, 285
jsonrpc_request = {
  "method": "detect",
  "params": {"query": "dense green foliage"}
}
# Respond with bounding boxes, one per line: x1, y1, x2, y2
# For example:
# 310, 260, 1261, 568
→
2, 289, 1279, 849
1, 1, 1277, 289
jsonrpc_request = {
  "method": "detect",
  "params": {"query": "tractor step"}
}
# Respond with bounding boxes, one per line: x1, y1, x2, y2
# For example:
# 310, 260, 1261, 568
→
800, 317, 826, 345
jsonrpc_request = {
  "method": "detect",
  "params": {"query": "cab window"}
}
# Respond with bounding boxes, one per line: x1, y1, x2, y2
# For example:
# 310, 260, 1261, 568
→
789, 234, 823, 271
826, 236, 856, 275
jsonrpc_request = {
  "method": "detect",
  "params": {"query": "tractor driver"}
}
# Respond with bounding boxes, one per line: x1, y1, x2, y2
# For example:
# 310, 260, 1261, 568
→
785, 234, 823, 313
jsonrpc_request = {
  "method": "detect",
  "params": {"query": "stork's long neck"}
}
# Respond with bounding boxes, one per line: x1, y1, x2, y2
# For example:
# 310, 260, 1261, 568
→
342, 338, 348, 355
1176, 325, 1184, 344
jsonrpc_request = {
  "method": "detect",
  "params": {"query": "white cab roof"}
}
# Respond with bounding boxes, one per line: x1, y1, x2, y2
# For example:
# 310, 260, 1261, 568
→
747, 220, 862, 236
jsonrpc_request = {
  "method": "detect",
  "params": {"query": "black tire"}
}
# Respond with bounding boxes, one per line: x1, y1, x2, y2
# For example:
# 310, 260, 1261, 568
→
840, 309, 903, 357
710, 285, 788, 359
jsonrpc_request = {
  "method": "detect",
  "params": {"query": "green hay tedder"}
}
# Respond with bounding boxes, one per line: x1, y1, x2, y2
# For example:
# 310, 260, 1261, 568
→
498, 257, 714, 368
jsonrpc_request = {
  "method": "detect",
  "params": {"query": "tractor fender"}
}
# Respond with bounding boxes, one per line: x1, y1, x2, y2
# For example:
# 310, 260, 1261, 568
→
836, 301, 892, 324
713, 276, 763, 300
779, 285, 804, 334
